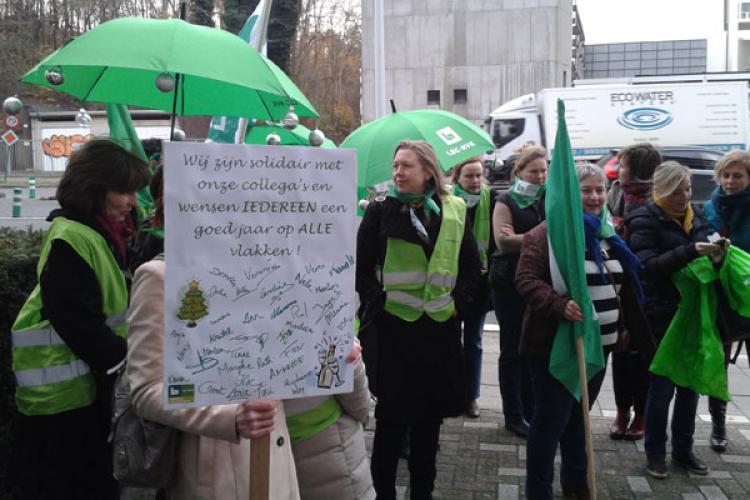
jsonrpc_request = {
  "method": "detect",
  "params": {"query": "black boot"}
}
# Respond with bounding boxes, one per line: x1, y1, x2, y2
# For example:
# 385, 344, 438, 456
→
709, 397, 727, 452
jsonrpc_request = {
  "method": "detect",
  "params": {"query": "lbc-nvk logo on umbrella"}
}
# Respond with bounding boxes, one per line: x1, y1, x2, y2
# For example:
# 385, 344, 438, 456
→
436, 126, 462, 145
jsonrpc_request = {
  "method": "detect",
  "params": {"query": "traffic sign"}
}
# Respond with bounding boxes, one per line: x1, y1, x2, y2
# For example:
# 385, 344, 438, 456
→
2, 129, 19, 146
4, 115, 19, 129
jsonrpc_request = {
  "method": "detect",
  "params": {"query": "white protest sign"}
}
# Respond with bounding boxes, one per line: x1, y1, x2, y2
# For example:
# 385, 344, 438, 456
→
163, 142, 357, 408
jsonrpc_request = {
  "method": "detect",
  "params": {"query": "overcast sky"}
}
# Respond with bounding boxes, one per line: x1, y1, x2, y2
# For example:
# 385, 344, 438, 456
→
576, 0, 725, 44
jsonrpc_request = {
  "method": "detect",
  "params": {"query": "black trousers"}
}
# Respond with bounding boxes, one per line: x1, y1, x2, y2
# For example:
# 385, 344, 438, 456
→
371, 418, 442, 500
611, 350, 649, 415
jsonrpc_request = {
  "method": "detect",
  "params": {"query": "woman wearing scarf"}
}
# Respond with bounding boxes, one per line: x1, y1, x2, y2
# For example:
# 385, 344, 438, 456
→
627, 161, 725, 479
356, 140, 481, 499
605, 143, 662, 441
491, 143, 548, 437
515, 164, 648, 499
702, 149, 750, 452
451, 156, 493, 418
10, 140, 150, 498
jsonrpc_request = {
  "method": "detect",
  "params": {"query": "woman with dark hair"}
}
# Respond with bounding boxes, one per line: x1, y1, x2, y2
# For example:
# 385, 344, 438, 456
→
605, 142, 662, 441
491, 143, 548, 437
451, 155, 493, 418
356, 140, 480, 499
701, 149, 750, 452
127, 165, 165, 278
10, 139, 150, 499
627, 161, 725, 479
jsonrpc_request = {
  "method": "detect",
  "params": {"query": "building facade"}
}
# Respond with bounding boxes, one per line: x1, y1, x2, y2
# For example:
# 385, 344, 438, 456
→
361, 0, 575, 124
583, 40, 708, 79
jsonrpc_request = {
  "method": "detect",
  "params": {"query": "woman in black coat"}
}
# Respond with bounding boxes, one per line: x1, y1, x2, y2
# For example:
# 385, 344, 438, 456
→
356, 140, 481, 500
626, 161, 726, 480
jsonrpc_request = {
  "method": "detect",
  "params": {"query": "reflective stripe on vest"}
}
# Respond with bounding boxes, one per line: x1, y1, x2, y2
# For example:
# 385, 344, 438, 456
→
15, 359, 90, 387
382, 194, 465, 322
473, 185, 490, 272
286, 397, 343, 443
11, 217, 128, 415
12, 309, 127, 348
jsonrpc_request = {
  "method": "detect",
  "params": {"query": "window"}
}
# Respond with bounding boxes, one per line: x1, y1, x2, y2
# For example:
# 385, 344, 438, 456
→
657, 49, 674, 59
625, 51, 640, 61
609, 60, 625, 70
492, 118, 525, 148
625, 43, 641, 52
690, 40, 707, 48
453, 88, 467, 104
658, 41, 674, 50
674, 40, 691, 49
609, 43, 625, 53
427, 90, 440, 106
674, 49, 690, 58
625, 60, 640, 70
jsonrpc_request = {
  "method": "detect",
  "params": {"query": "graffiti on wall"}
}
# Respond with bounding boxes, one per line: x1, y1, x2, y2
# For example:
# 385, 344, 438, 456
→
42, 133, 95, 158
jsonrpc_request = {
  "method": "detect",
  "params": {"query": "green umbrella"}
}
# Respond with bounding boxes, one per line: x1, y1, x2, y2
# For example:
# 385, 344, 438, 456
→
244, 123, 335, 148
340, 109, 494, 203
21, 17, 317, 122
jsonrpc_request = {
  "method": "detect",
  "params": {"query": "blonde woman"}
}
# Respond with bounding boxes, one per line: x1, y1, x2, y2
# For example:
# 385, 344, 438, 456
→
702, 149, 750, 452
356, 140, 481, 499
627, 161, 725, 479
491, 144, 548, 437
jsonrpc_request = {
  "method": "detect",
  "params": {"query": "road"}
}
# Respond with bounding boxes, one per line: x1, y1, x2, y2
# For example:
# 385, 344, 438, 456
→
0, 185, 60, 230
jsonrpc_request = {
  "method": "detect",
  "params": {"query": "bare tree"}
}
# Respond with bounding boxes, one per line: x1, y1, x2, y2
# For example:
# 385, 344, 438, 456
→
290, 0, 361, 143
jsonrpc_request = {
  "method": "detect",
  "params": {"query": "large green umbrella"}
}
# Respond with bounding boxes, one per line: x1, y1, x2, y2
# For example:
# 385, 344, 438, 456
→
21, 17, 317, 121
340, 109, 494, 204
244, 123, 335, 148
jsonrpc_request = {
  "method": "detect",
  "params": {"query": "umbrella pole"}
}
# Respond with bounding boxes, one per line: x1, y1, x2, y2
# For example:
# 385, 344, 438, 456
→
576, 336, 597, 499
170, 73, 181, 141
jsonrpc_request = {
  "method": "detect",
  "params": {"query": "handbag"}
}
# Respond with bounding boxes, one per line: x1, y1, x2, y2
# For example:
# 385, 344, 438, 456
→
110, 365, 179, 487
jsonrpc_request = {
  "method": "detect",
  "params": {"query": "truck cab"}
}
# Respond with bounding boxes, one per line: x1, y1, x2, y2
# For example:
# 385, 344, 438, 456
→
486, 93, 542, 162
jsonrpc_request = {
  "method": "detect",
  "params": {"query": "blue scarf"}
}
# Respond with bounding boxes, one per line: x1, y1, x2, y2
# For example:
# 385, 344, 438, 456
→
710, 185, 750, 235
583, 211, 644, 302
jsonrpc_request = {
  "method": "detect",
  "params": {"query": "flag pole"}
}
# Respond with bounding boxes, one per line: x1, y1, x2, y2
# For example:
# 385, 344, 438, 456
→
576, 336, 597, 499
249, 434, 270, 500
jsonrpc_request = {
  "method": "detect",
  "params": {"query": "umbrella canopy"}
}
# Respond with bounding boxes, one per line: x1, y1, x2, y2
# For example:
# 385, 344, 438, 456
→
21, 17, 317, 121
244, 123, 335, 148
340, 109, 494, 201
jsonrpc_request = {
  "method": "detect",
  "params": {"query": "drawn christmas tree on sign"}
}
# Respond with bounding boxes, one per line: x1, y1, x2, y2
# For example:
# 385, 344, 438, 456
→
177, 279, 208, 328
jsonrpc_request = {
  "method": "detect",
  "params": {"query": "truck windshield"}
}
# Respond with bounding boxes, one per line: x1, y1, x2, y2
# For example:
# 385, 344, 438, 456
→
492, 118, 525, 148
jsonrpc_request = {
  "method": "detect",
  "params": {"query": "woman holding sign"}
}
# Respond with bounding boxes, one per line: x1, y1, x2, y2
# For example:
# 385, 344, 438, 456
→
127, 255, 301, 499
356, 140, 481, 499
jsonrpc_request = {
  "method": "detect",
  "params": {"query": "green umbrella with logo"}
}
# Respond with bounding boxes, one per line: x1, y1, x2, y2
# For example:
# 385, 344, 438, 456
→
340, 109, 494, 206
21, 17, 317, 122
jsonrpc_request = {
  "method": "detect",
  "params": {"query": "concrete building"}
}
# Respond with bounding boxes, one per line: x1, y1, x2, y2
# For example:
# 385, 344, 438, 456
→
361, 0, 576, 124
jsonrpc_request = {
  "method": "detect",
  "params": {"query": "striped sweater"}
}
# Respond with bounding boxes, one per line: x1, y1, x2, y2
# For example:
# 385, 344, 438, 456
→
585, 241, 623, 346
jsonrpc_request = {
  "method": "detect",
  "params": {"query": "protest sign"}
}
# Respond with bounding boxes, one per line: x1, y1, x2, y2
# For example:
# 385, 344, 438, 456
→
163, 142, 357, 408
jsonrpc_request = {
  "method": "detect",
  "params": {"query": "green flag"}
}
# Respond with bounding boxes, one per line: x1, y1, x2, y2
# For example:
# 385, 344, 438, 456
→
106, 103, 152, 220
207, 0, 272, 144
546, 99, 605, 399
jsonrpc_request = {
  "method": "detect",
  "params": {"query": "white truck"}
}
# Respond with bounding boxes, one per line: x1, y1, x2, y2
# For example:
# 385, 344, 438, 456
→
485, 81, 750, 162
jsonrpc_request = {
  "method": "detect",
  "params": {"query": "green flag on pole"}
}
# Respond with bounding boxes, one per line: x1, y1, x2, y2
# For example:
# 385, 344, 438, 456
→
106, 103, 152, 221
207, 0, 272, 144
546, 99, 605, 399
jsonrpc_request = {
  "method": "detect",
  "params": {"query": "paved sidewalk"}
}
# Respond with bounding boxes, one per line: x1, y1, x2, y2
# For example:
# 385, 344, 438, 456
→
365, 327, 750, 499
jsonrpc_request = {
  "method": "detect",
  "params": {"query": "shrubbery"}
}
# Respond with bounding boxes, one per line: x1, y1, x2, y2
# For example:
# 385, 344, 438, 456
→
0, 227, 43, 499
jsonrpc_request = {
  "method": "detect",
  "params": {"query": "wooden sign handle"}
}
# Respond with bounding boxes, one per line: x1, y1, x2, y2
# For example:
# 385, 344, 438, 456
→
249, 434, 270, 500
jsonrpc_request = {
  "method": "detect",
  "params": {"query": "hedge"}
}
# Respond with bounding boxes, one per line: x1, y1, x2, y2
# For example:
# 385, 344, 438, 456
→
0, 227, 43, 499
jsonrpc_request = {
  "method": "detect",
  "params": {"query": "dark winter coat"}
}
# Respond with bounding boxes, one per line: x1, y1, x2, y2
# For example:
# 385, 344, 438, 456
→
625, 202, 712, 339
515, 222, 653, 358
355, 194, 481, 422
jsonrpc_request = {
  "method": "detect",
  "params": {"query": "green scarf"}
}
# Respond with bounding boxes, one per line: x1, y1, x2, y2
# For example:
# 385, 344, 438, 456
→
598, 205, 616, 239
509, 176, 545, 209
387, 184, 441, 215
452, 184, 481, 208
